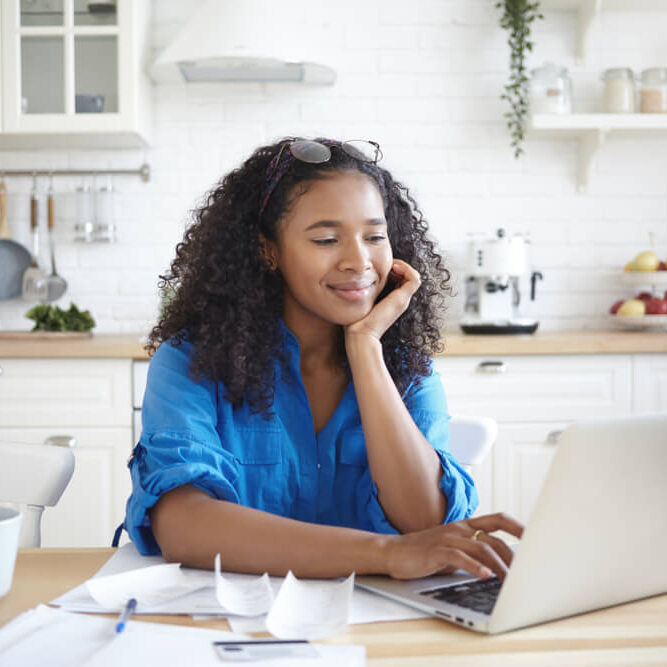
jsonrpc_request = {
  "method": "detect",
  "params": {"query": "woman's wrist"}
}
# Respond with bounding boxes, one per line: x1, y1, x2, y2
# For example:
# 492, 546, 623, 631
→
344, 330, 383, 362
365, 532, 397, 576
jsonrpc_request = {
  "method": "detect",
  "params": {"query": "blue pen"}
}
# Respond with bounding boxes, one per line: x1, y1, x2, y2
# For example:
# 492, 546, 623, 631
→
115, 598, 137, 634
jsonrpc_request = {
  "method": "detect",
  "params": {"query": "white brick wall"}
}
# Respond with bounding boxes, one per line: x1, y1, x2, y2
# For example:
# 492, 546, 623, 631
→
1, 0, 666, 334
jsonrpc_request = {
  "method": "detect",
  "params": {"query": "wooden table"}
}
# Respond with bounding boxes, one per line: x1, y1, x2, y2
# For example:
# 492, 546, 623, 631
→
2, 549, 667, 666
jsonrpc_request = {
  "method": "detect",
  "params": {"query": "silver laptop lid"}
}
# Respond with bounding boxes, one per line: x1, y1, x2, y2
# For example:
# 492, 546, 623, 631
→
489, 413, 667, 634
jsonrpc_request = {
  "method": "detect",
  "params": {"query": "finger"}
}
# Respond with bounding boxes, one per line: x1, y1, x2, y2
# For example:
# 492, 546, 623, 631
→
477, 533, 514, 569
447, 535, 508, 580
468, 512, 524, 540
392, 261, 421, 286
431, 547, 494, 580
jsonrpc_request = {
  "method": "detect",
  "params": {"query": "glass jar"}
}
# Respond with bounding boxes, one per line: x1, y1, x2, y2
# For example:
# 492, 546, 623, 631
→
639, 68, 667, 113
529, 63, 572, 114
601, 68, 636, 113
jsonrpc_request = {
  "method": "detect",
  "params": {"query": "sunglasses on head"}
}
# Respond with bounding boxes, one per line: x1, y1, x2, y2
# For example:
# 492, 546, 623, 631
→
259, 139, 383, 217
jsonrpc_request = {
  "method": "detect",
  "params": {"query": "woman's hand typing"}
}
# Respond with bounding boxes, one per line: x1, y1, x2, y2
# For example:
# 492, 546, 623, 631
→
382, 513, 524, 581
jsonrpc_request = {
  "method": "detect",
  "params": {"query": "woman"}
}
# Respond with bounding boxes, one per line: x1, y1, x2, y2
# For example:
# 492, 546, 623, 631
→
122, 137, 522, 580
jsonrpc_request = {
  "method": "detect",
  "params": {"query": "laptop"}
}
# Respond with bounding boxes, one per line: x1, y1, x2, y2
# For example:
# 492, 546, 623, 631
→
356, 413, 667, 634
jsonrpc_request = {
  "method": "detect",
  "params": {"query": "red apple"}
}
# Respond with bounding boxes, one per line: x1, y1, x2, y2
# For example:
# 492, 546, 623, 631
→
636, 291, 653, 302
645, 298, 667, 315
610, 299, 625, 314
658, 261, 667, 271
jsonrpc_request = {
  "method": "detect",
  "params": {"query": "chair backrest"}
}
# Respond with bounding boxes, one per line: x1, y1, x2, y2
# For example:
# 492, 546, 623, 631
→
0, 441, 75, 548
448, 416, 498, 468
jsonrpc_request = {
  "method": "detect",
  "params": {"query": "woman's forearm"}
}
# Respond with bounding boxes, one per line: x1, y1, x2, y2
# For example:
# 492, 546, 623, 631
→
150, 484, 391, 576
345, 335, 447, 533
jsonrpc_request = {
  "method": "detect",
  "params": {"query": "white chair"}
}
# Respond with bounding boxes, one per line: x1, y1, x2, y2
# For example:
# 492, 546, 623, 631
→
448, 416, 498, 471
0, 438, 75, 548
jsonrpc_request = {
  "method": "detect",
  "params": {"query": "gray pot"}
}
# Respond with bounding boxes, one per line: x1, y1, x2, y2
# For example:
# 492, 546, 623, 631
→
0, 239, 32, 300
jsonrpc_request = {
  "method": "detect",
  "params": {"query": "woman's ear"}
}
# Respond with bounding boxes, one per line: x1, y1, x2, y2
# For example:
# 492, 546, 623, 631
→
258, 234, 278, 271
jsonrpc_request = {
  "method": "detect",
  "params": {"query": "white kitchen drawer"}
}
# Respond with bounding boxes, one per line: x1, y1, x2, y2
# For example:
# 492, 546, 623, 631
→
0, 358, 132, 427
0, 426, 132, 547
433, 355, 632, 423
633, 354, 667, 414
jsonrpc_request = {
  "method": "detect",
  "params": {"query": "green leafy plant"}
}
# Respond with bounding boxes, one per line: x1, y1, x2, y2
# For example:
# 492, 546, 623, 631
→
25, 303, 96, 332
496, 0, 544, 158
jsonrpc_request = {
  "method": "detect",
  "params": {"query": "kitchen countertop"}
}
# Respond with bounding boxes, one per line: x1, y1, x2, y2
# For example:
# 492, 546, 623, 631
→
0, 329, 665, 359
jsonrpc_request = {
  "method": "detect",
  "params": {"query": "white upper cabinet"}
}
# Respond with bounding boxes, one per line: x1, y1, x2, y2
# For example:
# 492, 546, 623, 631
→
0, 0, 151, 149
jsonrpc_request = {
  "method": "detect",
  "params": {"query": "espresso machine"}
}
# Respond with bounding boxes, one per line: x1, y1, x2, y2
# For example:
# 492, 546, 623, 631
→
460, 228, 543, 335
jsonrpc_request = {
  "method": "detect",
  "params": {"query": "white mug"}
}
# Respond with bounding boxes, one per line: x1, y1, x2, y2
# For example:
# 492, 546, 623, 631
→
0, 506, 22, 598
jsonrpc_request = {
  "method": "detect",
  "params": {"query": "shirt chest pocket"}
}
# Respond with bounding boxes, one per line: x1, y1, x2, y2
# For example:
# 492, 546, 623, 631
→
338, 427, 369, 468
234, 428, 284, 511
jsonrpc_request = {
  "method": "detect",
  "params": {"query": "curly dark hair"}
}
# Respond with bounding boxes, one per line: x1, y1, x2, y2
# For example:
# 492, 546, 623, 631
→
148, 136, 452, 415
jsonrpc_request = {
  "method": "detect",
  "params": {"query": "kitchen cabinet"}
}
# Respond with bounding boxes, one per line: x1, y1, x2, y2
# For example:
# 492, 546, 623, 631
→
432, 354, 664, 525
633, 354, 667, 414
1, 347, 664, 545
0, 357, 133, 547
0, 0, 151, 149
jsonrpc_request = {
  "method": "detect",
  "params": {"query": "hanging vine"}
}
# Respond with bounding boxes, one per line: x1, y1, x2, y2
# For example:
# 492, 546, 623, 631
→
496, 0, 544, 158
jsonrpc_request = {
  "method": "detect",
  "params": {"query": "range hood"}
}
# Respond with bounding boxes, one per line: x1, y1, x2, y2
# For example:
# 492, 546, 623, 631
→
150, 0, 337, 85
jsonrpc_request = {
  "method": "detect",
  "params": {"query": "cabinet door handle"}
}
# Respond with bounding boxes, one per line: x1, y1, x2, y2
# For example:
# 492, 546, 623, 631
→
0, 366, 3, 376
546, 430, 563, 445
476, 361, 507, 374
44, 435, 77, 448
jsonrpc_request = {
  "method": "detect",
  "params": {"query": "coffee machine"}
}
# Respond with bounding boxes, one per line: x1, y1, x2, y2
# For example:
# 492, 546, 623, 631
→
460, 228, 543, 335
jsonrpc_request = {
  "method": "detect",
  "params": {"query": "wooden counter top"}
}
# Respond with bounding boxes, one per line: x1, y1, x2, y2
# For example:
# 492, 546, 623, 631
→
3, 549, 667, 665
0, 329, 665, 359
0, 333, 150, 359
440, 329, 667, 356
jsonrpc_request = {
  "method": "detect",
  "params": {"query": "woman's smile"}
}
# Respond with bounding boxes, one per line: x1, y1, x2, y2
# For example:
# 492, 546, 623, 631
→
327, 278, 377, 302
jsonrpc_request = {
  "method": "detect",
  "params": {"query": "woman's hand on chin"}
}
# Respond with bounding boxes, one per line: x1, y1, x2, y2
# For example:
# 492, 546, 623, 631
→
344, 259, 421, 344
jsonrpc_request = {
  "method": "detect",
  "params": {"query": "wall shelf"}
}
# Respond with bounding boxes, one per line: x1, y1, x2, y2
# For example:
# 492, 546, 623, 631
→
528, 113, 667, 192
540, 0, 667, 63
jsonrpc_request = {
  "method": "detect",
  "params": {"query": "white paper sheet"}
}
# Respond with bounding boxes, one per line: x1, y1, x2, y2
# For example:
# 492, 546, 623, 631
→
214, 553, 275, 616
266, 571, 355, 640
86, 563, 204, 611
227, 587, 428, 633
0, 606, 365, 667
52, 542, 427, 629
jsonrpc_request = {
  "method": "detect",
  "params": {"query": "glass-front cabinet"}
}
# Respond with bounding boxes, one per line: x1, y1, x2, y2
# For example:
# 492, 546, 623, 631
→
0, 0, 151, 148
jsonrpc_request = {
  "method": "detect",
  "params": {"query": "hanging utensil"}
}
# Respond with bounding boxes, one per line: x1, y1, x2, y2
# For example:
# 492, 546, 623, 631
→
45, 178, 67, 302
0, 182, 32, 300
21, 176, 48, 301
0, 181, 10, 239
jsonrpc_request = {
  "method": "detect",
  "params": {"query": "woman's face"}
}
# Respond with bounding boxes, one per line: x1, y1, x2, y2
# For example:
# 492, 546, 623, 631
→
268, 170, 393, 329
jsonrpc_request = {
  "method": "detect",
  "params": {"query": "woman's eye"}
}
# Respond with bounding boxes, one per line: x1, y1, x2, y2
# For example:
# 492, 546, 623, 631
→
312, 238, 337, 245
367, 235, 387, 243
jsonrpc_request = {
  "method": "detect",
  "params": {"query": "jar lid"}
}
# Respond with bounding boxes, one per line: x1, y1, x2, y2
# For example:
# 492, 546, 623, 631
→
640, 67, 667, 82
600, 67, 635, 81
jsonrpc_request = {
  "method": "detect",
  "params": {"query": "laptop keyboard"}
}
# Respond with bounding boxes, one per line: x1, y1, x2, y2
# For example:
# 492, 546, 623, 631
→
420, 577, 502, 616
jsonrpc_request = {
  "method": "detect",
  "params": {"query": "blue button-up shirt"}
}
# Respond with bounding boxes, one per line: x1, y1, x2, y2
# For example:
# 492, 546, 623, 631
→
125, 326, 478, 555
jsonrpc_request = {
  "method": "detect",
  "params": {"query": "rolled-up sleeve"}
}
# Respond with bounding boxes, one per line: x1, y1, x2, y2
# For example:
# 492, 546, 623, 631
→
125, 340, 239, 555
404, 366, 479, 524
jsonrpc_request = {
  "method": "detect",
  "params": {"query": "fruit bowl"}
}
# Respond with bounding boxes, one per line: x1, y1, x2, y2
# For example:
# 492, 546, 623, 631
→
610, 314, 667, 330
621, 272, 667, 287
